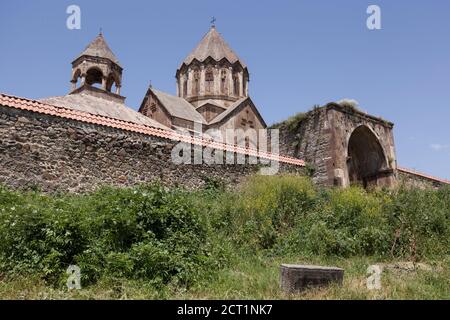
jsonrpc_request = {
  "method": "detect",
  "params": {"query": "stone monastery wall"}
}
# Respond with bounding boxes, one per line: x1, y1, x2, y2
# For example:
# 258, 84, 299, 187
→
397, 167, 450, 189
0, 95, 305, 193
0, 94, 448, 192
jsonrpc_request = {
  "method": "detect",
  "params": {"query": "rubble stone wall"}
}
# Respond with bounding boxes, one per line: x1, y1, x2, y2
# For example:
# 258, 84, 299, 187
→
0, 105, 304, 193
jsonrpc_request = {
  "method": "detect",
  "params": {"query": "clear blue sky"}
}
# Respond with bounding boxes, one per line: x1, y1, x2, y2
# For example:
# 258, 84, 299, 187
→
1, 0, 449, 179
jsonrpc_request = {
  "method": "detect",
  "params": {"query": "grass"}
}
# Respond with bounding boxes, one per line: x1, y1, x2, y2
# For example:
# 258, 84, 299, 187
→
1, 256, 448, 299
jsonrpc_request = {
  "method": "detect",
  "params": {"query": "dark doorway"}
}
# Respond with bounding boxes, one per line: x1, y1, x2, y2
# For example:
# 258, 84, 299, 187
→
347, 126, 387, 188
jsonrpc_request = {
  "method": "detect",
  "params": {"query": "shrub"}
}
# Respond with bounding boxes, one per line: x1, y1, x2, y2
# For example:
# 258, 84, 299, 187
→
212, 175, 317, 250
337, 98, 360, 110
281, 187, 390, 257
384, 187, 450, 259
0, 190, 86, 283
0, 184, 211, 287
0, 178, 448, 289
281, 186, 449, 259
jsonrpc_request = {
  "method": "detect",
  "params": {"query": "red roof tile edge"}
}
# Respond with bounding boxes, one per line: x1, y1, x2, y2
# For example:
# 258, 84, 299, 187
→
0, 93, 305, 167
398, 167, 450, 185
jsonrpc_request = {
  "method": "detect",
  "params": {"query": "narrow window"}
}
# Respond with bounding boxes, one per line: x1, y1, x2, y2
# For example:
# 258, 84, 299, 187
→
192, 70, 200, 95
220, 70, 227, 94
205, 69, 214, 93
233, 74, 240, 96
183, 80, 188, 97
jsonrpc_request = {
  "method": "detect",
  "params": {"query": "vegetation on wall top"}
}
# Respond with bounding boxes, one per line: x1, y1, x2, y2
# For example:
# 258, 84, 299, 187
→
270, 112, 308, 131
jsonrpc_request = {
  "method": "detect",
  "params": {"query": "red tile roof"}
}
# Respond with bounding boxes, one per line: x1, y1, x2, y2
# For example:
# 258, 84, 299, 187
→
0, 93, 305, 167
398, 167, 450, 185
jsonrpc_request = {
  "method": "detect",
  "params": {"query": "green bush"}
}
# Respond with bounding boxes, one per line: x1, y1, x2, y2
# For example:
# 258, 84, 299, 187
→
296, 187, 390, 257
0, 178, 448, 290
384, 187, 450, 259
211, 175, 317, 250
266, 183, 448, 259
0, 189, 86, 283
0, 184, 211, 287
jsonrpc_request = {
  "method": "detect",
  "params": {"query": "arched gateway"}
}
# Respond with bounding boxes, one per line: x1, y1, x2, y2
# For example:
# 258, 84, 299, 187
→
278, 102, 398, 188
347, 125, 388, 188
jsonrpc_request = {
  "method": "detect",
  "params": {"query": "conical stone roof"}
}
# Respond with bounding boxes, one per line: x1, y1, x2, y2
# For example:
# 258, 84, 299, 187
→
74, 33, 121, 67
180, 26, 246, 69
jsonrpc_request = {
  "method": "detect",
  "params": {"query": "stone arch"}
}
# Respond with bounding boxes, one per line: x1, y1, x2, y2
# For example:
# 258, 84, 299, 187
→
72, 69, 81, 83
85, 67, 104, 88
346, 125, 388, 188
71, 69, 82, 90
106, 73, 120, 94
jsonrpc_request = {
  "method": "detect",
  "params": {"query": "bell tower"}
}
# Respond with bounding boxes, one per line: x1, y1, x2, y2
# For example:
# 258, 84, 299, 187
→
70, 32, 123, 98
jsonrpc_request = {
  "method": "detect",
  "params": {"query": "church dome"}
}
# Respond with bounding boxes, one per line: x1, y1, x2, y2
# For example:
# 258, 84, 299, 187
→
179, 26, 246, 70
176, 26, 249, 109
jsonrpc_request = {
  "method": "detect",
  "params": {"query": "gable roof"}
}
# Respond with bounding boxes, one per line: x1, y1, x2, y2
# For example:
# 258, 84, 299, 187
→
197, 99, 226, 110
74, 33, 121, 67
209, 97, 267, 128
148, 89, 206, 124
40, 93, 168, 130
180, 26, 246, 69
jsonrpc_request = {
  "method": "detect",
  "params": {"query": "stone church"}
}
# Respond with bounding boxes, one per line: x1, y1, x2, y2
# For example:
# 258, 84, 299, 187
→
140, 25, 266, 134
0, 26, 448, 192
42, 26, 266, 136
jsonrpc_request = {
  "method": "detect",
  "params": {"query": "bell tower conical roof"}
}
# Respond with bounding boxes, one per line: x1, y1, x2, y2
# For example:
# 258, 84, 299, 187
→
74, 32, 121, 67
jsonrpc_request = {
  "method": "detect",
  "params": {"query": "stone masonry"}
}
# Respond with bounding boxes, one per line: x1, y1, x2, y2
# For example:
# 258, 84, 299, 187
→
280, 264, 344, 293
279, 103, 398, 188
0, 105, 304, 193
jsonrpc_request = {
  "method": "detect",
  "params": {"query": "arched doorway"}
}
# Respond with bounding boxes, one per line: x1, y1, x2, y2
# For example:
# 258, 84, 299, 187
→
347, 125, 387, 188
